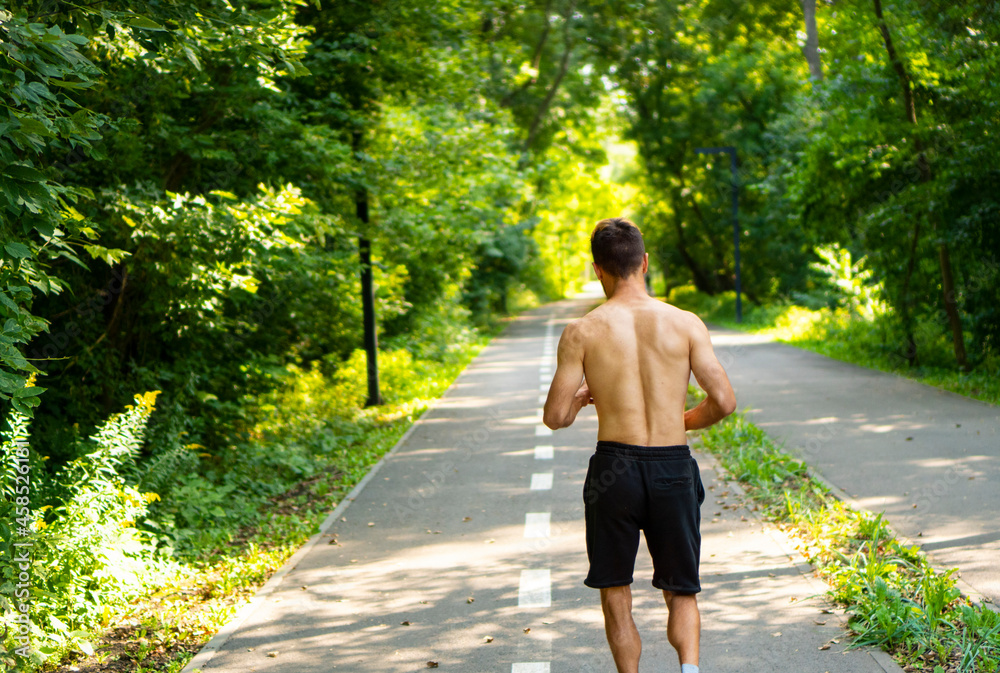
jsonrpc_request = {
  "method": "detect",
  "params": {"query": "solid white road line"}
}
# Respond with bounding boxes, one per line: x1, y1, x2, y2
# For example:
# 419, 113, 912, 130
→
524, 512, 551, 538
530, 472, 554, 490
518, 569, 551, 608
535, 425, 552, 437
534, 444, 553, 460
512, 664, 550, 673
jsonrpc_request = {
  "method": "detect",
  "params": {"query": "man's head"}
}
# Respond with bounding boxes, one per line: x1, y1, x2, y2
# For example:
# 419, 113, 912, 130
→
590, 217, 646, 280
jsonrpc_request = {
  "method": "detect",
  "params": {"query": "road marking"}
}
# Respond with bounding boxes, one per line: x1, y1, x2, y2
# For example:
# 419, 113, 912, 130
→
524, 512, 551, 538
530, 472, 553, 490
512, 664, 550, 673
518, 569, 551, 607
534, 444, 553, 460
535, 425, 552, 437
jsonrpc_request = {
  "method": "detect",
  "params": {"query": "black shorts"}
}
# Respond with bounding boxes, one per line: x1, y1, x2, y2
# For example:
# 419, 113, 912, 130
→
583, 441, 705, 593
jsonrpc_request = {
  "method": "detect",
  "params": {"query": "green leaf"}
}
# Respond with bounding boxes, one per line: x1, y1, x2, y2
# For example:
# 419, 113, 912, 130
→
2, 164, 47, 183
126, 15, 166, 31
13, 386, 45, 398
15, 117, 55, 138
0, 291, 19, 314
182, 45, 202, 71
4, 242, 31, 259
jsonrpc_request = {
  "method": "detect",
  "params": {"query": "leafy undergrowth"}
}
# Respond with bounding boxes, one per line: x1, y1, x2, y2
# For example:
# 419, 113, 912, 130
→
40, 337, 492, 673
668, 286, 1000, 407
697, 414, 1000, 673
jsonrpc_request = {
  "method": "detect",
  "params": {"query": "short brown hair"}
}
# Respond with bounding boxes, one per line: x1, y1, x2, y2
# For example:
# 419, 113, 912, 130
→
590, 217, 645, 278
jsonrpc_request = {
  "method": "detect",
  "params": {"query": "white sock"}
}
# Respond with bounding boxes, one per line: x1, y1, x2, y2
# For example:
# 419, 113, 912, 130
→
681, 665, 699, 673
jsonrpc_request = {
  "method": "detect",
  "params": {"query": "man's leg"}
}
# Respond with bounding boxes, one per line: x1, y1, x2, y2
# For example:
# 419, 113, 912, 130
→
600, 585, 641, 673
663, 590, 700, 667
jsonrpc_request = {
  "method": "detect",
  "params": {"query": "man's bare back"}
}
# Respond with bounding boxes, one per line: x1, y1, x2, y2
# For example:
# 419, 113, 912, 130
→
543, 289, 735, 444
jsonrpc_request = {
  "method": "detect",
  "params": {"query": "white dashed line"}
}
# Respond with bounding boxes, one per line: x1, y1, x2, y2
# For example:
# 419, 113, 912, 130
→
534, 444, 553, 460
535, 425, 552, 437
524, 512, 551, 538
518, 569, 551, 607
512, 664, 550, 673
530, 472, 554, 490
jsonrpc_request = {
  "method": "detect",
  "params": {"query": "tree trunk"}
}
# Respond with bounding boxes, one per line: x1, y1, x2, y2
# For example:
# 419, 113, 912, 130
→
873, 0, 967, 369
802, 0, 823, 81
670, 194, 716, 294
523, 1, 576, 153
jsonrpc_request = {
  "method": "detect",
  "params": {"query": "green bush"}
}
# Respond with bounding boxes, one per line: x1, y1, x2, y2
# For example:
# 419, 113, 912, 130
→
1, 391, 172, 669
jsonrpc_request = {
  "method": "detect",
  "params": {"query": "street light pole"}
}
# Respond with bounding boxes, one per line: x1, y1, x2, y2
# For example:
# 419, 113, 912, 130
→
353, 129, 382, 407
694, 146, 742, 323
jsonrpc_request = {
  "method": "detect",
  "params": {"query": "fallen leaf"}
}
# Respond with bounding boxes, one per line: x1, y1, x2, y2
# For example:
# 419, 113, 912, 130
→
368, 522, 375, 527
463, 516, 472, 522
814, 619, 827, 626
467, 597, 475, 604
523, 628, 531, 633
483, 636, 493, 643
772, 631, 782, 637
300, 586, 307, 590
401, 621, 411, 626
818, 643, 831, 651
266, 651, 279, 658
426, 662, 439, 669
484, 538, 495, 544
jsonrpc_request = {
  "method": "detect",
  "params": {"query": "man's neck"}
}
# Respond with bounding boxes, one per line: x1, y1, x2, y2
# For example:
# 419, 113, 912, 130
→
604, 275, 648, 300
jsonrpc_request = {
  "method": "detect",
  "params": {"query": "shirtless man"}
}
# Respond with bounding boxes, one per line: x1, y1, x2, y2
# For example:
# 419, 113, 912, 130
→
543, 217, 736, 673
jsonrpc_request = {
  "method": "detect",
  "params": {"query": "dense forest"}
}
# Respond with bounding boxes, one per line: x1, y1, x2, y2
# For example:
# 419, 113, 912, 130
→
1, 0, 997, 670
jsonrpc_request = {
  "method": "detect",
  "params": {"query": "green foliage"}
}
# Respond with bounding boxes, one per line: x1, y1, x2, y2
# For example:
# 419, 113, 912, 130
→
1, 391, 171, 668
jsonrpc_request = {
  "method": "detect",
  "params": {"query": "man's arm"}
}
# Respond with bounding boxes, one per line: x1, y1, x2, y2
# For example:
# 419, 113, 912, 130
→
543, 322, 591, 430
684, 316, 737, 430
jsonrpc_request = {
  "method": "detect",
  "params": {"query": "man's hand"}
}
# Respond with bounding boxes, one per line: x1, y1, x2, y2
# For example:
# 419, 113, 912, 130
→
573, 382, 593, 412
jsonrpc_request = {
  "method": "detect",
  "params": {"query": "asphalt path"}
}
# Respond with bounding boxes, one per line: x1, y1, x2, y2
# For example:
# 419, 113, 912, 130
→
187, 291, 903, 673
711, 328, 1000, 604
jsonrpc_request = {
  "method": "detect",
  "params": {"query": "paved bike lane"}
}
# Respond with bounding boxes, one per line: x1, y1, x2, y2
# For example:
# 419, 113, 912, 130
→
710, 329, 1000, 605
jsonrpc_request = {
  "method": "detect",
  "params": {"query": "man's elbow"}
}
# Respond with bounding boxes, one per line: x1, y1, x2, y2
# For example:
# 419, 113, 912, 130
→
542, 410, 565, 430
718, 391, 737, 417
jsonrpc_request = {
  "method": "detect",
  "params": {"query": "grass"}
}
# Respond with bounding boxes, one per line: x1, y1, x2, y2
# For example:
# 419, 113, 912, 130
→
667, 286, 1000, 406
695, 412, 1000, 673
43, 333, 495, 673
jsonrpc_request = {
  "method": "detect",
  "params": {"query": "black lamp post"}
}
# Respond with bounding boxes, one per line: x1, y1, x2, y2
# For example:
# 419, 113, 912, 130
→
694, 146, 742, 323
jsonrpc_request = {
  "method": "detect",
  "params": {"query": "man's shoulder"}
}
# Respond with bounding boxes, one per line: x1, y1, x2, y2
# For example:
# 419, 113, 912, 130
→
656, 300, 704, 330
